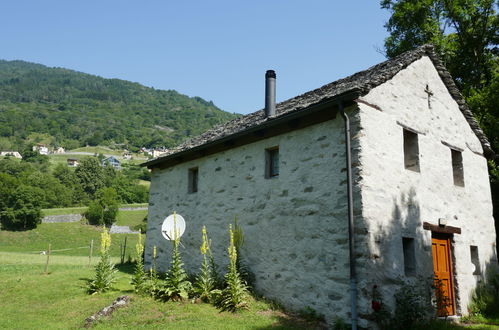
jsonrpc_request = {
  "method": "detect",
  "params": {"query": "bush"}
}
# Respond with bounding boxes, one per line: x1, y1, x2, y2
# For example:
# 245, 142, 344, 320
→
84, 187, 119, 226
468, 269, 499, 318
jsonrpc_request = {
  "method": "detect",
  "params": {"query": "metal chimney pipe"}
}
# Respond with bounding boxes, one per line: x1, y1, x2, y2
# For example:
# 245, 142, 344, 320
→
265, 70, 276, 117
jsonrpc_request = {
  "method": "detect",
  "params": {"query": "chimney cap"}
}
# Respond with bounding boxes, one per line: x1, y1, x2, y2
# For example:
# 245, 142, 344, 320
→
265, 70, 276, 78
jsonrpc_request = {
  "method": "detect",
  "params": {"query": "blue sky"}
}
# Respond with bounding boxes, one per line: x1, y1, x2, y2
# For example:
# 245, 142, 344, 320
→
0, 1, 391, 114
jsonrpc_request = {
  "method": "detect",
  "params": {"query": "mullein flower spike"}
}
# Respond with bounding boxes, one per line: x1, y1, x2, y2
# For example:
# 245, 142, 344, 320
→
100, 226, 111, 254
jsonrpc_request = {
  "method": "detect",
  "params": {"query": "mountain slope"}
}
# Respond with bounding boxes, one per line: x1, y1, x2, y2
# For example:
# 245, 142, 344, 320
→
0, 60, 238, 150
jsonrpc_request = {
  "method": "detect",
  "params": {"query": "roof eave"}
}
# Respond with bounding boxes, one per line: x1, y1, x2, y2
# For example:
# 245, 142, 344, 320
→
141, 89, 361, 169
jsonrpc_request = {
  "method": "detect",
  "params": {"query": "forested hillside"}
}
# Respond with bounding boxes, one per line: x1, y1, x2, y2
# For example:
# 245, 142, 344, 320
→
0, 60, 238, 151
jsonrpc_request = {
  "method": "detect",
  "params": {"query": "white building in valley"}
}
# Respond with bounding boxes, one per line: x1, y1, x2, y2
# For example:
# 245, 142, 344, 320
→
142, 45, 497, 327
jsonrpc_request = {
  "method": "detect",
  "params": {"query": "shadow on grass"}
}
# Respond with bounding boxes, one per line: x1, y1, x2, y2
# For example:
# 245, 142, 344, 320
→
115, 262, 135, 275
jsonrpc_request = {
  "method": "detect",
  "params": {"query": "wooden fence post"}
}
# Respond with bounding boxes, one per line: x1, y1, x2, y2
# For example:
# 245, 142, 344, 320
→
123, 236, 128, 263
89, 239, 94, 267
44, 243, 51, 274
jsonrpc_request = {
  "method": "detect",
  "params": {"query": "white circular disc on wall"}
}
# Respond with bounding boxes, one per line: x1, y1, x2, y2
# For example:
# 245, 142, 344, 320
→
161, 213, 186, 240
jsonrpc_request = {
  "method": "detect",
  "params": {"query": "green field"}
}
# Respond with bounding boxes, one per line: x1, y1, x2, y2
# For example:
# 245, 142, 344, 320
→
0, 222, 140, 258
0, 221, 323, 329
42, 207, 88, 216
116, 209, 147, 230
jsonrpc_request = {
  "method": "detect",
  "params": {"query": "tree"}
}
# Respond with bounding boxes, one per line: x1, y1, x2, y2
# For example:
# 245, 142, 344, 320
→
0, 185, 43, 230
84, 187, 119, 226
75, 157, 105, 198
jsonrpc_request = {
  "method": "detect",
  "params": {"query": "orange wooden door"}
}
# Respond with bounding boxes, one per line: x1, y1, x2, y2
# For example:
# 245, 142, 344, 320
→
431, 236, 455, 316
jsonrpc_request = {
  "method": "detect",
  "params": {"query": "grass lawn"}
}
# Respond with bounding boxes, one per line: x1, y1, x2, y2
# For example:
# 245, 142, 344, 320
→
0, 222, 141, 258
42, 206, 88, 216
116, 209, 147, 230
0, 251, 324, 329
69, 146, 123, 156
42, 204, 148, 217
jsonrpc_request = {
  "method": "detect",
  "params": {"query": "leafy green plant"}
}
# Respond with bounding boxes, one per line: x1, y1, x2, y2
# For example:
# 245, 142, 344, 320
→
194, 225, 217, 302
140, 245, 161, 298
298, 306, 324, 322
232, 217, 254, 287
218, 224, 249, 312
87, 227, 117, 294
389, 278, 433, 329
131, 231, 147, 294
158, 213, 192, 301
468, 269, 499, 318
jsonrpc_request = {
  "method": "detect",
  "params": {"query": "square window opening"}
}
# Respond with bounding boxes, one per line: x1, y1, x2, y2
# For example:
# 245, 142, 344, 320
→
451, 149, 464, 187
188, 167, 198, 193
265, 147, 279, 178
402, 237, 416, 276
404, 129, 420, 172
470, 246, 481, 275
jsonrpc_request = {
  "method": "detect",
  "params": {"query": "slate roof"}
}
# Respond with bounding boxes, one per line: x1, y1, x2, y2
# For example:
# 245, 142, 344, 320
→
144, 44, 493, 168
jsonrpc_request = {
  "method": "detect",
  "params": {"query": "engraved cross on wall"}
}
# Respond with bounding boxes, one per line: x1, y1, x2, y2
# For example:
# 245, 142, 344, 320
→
425, 84, 434, 109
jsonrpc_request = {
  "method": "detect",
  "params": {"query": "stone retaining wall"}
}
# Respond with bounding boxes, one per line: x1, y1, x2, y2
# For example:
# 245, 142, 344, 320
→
42, 214, 82, 223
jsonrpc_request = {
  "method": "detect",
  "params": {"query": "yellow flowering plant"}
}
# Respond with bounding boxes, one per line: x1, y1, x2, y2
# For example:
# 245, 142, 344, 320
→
218, 223, 249, 312
132, 230, 147, 294
194, 225, 217, 302
87, 226, 117, 294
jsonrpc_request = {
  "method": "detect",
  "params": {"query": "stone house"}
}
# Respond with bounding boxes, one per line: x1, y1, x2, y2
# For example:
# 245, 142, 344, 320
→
142, 45, 497, 327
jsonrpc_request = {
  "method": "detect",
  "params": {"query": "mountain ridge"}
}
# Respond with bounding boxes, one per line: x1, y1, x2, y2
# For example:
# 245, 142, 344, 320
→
0, 59, 238, 151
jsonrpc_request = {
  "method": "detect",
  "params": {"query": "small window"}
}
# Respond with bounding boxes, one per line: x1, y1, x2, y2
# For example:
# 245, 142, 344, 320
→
403, 129, 420, 172
470, 246, 481, 275
402, 237, 416, 276
265, 147, 279, 178
188, 167, 198, 193
451, 149, 464, 187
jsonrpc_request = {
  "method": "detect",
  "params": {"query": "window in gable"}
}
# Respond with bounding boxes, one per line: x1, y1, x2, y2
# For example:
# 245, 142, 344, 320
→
451, 149, 464, 187
265, 147, 279, 178
403, 129, 420, 172
470, 246, 481, 275
402, 237, 416, 276
188, 167, 198, 193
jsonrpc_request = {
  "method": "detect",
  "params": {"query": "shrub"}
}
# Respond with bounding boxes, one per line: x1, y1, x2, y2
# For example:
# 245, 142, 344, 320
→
372, 278, 435, 329
468, 269, 499, 318
218, 224, 249, 312
84, 187, 119, 226
87, 227, 117, 294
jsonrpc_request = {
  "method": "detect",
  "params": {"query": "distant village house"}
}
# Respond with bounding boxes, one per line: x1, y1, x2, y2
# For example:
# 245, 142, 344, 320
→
66, 158, 79, 167
101, 156, 121, 169
0, 151, 22, 159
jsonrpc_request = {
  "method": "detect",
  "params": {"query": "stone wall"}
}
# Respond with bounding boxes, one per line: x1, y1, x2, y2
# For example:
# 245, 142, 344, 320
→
42, 214, 82, 223
145, 115, 360, 322
356, 56, 497, 319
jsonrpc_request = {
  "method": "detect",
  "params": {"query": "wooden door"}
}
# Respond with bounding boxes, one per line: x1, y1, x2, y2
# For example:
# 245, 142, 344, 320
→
431, 236, 455, 316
